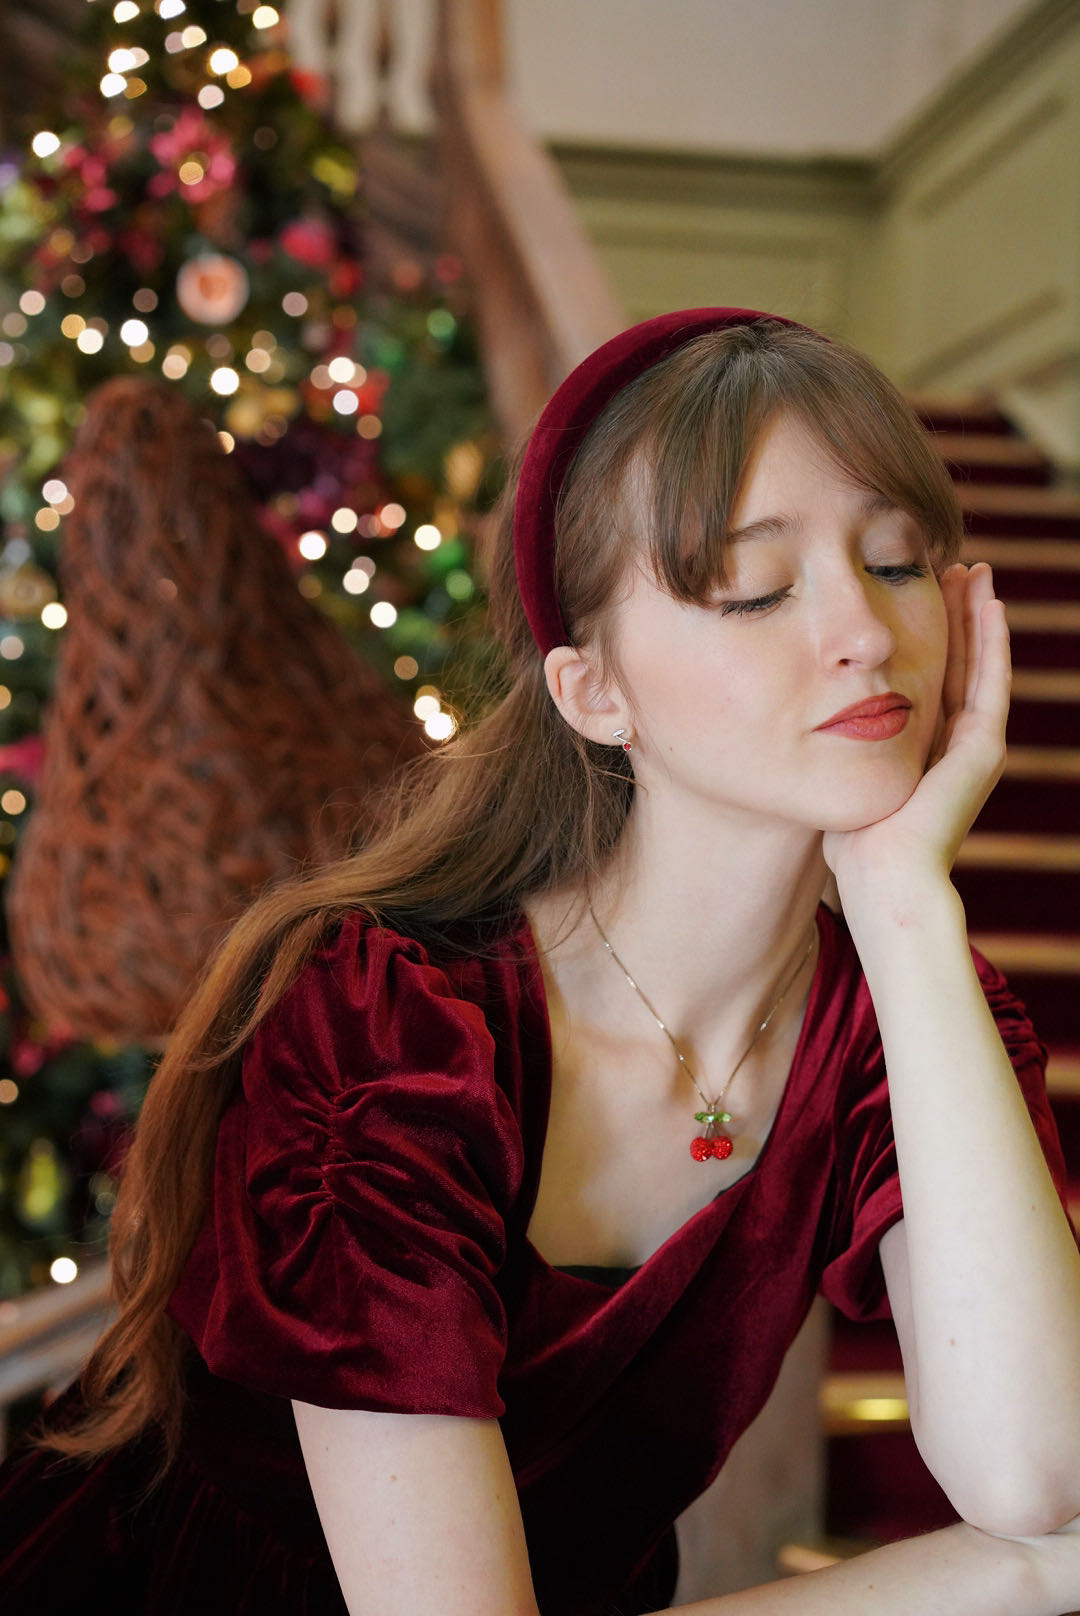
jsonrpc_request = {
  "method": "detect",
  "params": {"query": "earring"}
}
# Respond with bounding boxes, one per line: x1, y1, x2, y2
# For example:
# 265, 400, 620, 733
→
612, 728, 633, 753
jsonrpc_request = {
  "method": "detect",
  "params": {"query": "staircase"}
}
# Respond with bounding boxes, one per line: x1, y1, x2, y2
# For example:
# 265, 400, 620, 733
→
823, 397, 1080, 1545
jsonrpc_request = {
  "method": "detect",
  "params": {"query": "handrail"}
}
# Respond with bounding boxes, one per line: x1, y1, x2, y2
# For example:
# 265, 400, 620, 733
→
432, 0, 625, 438
0, 1259, 112, 1457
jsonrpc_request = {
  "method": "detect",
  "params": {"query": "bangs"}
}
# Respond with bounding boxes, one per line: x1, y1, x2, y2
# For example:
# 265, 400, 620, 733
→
556, 324, 964, 636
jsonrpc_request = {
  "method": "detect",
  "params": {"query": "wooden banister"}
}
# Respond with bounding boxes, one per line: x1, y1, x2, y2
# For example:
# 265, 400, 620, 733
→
0, 1259, 112, 1457
432, 0, 625, 439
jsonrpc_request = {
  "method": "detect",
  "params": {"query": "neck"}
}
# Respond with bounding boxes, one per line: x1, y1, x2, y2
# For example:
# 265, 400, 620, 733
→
527, 794, 828, 1063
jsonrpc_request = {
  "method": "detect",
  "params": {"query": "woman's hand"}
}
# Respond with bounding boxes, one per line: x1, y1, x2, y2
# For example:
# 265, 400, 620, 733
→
823, 561, 1010, 910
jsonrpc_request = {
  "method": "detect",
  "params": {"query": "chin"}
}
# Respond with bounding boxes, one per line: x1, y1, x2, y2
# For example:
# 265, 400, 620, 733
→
814, 764, 924, 832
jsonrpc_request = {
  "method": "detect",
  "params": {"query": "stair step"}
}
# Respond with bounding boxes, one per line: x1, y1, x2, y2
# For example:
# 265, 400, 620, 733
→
934, 433, 1053, 486
1010, 669, 1080, 703
955, 864, 1080, 934
911, 393, 1014, 434
968, 933, 1080, 973
1005, 600, 1080, 634
1047, 1050, 1080, 1094
957, 833, 1080, 871
963, 538, 1080, 572
1004, 745, 1080, 780
960, 484, 1080, 538
977, 772, 1080, 834
821, 1372, 909, 1436
1007, 696, 1080, 747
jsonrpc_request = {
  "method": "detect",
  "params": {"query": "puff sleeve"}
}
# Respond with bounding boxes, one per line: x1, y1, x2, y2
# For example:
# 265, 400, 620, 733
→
170, 914, 525, 1415
820, 945, 1070, 1321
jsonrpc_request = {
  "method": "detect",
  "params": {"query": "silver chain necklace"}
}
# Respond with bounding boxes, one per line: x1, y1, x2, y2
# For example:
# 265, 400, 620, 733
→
588, 902, 816, 1162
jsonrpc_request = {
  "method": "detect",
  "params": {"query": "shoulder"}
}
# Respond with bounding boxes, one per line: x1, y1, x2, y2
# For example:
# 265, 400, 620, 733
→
236, 909, 543, 1187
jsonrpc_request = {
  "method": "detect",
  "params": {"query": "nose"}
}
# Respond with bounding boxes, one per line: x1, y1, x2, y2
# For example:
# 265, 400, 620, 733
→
819, 570, 898, 669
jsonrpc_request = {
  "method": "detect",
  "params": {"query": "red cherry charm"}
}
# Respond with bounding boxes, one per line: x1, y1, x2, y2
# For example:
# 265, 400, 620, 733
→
690, 1136, 712, 1162
710, 1136, 733, 1160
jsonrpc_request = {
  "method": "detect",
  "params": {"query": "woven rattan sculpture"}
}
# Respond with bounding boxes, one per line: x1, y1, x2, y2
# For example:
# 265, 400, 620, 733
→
7, 377, 424, 1041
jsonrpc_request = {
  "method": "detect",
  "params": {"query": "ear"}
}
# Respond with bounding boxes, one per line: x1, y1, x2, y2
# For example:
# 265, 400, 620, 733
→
543, 645, 628, 745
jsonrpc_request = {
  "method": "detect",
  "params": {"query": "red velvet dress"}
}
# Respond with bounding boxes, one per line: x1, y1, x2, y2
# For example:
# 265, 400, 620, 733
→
0, 905, 1068, 1616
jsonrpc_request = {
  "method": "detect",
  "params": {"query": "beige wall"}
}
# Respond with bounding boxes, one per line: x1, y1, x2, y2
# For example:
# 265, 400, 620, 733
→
553, 0, 1080, 465
505, 0, 1039, 157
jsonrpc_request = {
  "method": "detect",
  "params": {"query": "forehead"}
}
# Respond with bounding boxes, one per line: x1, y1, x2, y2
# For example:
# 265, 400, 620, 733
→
729, 414, 901, 539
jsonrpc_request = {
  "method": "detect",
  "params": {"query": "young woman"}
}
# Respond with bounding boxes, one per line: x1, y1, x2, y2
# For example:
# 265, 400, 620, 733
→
3, 307, 1080, 1616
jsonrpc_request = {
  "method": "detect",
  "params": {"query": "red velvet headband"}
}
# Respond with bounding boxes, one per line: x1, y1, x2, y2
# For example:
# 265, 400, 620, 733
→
512, 306, 810, 656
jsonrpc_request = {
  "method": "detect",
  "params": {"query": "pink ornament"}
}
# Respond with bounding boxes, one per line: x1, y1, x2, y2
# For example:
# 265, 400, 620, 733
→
176, 254, 250, 324
279, 218, 336, 269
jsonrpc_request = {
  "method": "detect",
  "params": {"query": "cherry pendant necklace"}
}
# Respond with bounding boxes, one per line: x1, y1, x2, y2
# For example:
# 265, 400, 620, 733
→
588, 903, 816, 1162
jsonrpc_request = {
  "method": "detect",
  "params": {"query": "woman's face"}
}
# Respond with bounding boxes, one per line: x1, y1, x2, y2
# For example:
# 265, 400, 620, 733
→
605, 411, 949, 834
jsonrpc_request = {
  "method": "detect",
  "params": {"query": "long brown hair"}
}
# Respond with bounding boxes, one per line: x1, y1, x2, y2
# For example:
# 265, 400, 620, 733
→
48, 320, 963, 1465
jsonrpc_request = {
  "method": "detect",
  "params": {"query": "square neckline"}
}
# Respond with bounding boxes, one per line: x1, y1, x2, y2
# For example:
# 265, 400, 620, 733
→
514, 901, 836, 1286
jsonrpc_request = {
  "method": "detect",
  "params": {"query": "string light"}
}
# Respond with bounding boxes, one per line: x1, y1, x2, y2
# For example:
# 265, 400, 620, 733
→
217, 430, 235, 453
180, 24, 207, 47
394, 656, 419, 681
113, 1, 140, 20
331, 507, 358, 534
209, 366, 239, 395
0, 343, 13, 367
162, 345, 191, 379
61, 314, 85, 338
0, 687, 11, 709
331, 389, 358, 415
42, 603, 68, 630
282, 292, 307, 316
1, 789, 25, 815
61, 274, 86, 297
198, 85, 225, 110
35, 508, 60, 532
108, 48, 139, 73
327, 356, 356, 384
297, 530, 327, 561
358, 414, 382, 439
413, 692, 440, 720
42, 478, 69, 504
76, 328, 105, 353
208, 47, 239, 75
133, 288, 158, 312
244, 348, 271, 373
100, 73, 128, 98
0, 1080, 17, 1104
50, 1257, 78, 1285
252, 5, 279, 26
342, 567, 370, 595
0, 636, 24, 660
120, 318, 149, 346
157, 0, 186, 16
2, 313, 27, 337
414, 524, 441, 551
380, 502, 406, 530
19, 291, 45, 317
370, 601, 398, 628
226, 65, 252, 88
424, 711, 456, 742
31, 131, 61, 158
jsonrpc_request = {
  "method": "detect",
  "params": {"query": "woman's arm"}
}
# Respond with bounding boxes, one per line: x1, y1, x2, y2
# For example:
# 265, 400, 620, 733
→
824, 564, 1080, 1534
293, 1402, 1080, 1616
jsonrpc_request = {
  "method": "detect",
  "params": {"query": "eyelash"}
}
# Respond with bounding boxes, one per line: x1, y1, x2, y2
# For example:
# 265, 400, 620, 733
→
718, 562, 929, 618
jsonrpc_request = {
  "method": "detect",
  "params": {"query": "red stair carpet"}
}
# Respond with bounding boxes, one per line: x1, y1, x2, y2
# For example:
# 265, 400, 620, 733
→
825, 396, 1080, 1545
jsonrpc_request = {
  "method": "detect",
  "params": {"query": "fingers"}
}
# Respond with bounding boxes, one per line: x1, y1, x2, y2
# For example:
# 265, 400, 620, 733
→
940, 564, 970, 721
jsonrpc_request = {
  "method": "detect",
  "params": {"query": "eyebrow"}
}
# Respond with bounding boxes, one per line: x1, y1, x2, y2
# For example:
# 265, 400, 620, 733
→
725, 490, 900, 546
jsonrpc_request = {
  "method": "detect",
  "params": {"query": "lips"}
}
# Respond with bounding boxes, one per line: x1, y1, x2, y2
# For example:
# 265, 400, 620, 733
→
815, 693, 912, 741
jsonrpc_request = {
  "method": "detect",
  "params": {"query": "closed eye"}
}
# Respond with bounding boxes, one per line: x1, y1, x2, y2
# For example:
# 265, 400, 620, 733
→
867, 562, 929, 583
718, 587, 791, 618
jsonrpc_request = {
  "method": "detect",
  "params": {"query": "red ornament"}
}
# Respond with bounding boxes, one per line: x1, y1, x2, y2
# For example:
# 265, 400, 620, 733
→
176, 254, 250, 324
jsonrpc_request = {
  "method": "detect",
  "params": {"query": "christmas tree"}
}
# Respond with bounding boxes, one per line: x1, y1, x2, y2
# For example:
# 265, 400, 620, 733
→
0, 0, 496, 1298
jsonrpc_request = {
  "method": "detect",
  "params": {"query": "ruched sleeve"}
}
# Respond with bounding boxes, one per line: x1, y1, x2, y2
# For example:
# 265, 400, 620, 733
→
170, 914, 525, 1415
820, 943, 1070, 1322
